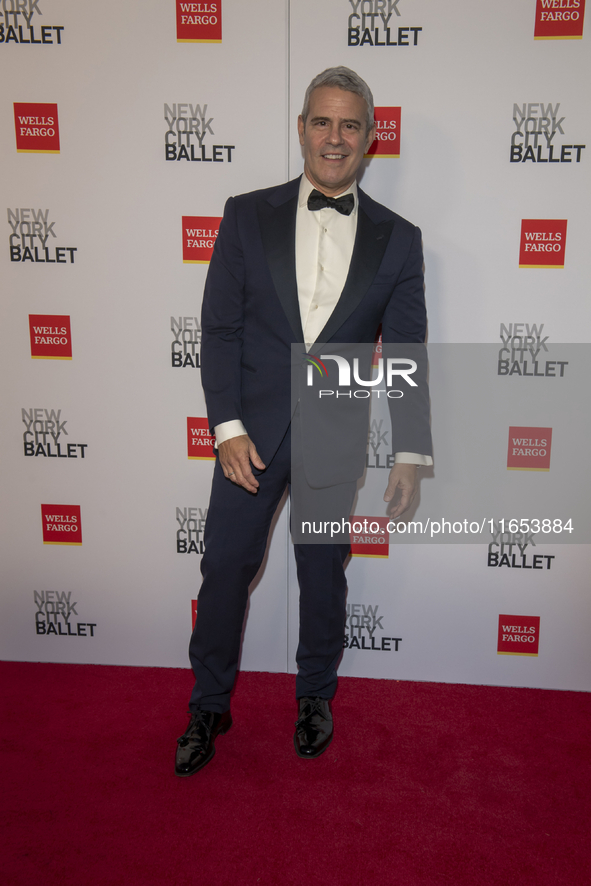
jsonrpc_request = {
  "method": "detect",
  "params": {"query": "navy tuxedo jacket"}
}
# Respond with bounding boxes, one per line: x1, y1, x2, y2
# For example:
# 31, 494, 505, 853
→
201, 177, 432, 474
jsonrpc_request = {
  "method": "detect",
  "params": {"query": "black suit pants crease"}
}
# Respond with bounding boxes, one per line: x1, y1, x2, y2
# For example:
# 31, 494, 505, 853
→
188, 423, 355, 713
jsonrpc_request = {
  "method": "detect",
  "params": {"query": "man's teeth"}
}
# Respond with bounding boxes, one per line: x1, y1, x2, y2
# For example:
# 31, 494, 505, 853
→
324, 154, 345, 159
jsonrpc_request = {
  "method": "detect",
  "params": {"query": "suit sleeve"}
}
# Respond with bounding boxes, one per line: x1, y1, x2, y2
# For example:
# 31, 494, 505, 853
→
200, 196, 246, 432
382, 225, 433, 458
381, 225, 427, 344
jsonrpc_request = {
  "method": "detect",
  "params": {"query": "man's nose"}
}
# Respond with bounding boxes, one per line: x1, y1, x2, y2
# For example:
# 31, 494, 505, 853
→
326, 124, 344, 144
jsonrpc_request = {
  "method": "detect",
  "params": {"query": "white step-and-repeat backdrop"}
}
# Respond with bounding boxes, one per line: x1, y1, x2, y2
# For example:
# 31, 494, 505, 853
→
1, 0, 589, 691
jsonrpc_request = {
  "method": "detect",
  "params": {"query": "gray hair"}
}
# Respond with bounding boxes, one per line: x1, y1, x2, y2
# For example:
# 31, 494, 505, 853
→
301, 66, 375, 133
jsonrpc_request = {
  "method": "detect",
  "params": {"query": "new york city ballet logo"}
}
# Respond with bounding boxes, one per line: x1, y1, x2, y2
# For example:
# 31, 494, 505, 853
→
0, 1, 64, 46
171, 315, 201, 369
487, 523, 556, 571
366, 417, 396, 470
534, 0, 585, 39
8, 207, 77, 264
41, 504, 82, 546
187, 417, 215, 460
164, 103, 234, 163
182, 216, 220, 263
22, 407, 88, 459
510, 102, 585, 164
344, 602, 401, 652
29, 315, 72, 359
14, 102, 59, 152
497, 322, 569, 379
34, 590, 96, 638
346, 0, 423, 47
365, 108, 401, 158
498, 615, 540, 656
176, 506, 207, 555
176, 0, 221, 42
507, 427, 552, 471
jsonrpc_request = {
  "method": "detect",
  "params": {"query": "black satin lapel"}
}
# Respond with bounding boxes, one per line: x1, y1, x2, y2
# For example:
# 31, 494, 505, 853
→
257, 195, 304, 343
312, 208, 395, 346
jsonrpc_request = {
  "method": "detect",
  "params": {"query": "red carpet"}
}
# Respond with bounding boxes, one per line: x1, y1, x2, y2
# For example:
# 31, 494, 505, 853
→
2, 662, 590, 886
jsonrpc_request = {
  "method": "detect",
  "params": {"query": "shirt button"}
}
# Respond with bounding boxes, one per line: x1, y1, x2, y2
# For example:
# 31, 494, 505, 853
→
311, 304, 318, 311
324, 228, 328, 233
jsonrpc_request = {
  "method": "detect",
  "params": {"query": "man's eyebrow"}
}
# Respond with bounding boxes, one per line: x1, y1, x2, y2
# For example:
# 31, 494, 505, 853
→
309, 115, 362, 126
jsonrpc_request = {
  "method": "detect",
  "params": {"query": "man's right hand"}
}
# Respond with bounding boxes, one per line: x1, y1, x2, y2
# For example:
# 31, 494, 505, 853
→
218, 435, 265, 494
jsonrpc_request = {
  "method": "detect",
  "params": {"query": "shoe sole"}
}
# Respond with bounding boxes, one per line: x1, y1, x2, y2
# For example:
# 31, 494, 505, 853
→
175, 715, 232, 777
293, 731, 333, 759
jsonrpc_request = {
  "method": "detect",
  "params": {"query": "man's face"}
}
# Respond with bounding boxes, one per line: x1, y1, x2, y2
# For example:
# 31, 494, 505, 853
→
298, 86, 376, 197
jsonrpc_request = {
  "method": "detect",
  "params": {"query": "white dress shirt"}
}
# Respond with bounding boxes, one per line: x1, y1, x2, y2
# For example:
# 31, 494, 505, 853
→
296, 174, 357, 349
214, 174, 432, 467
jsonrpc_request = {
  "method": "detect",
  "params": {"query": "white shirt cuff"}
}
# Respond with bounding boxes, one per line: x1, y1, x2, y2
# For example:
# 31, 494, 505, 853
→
394, 452, 433, 466
213, 419, 248, 447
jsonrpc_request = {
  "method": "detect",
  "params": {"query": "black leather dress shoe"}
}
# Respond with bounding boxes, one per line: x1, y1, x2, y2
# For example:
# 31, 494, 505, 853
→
175, 709, 232, 777
294, 697, 333, 759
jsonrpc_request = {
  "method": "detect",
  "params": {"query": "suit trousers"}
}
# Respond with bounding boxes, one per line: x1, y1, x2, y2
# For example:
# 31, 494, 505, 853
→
188, 422, 355, 713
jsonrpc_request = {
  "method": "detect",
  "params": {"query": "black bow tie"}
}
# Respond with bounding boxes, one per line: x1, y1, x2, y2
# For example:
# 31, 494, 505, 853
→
307, 189, 355, 216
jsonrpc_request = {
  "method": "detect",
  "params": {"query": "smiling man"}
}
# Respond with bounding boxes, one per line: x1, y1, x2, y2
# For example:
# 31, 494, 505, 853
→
175, 67, 432, 777
298, 85, 374, 196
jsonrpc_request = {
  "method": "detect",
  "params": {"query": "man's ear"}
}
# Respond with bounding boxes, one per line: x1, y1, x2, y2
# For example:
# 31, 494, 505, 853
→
297, 115, 306, 146
365, 124, 376, 154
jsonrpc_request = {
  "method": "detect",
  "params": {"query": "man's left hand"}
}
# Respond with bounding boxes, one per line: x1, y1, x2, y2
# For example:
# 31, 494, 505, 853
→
383, 463, 419, 519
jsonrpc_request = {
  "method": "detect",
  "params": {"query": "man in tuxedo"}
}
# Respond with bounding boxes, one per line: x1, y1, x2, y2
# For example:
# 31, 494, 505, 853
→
175, 66, 432, 777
